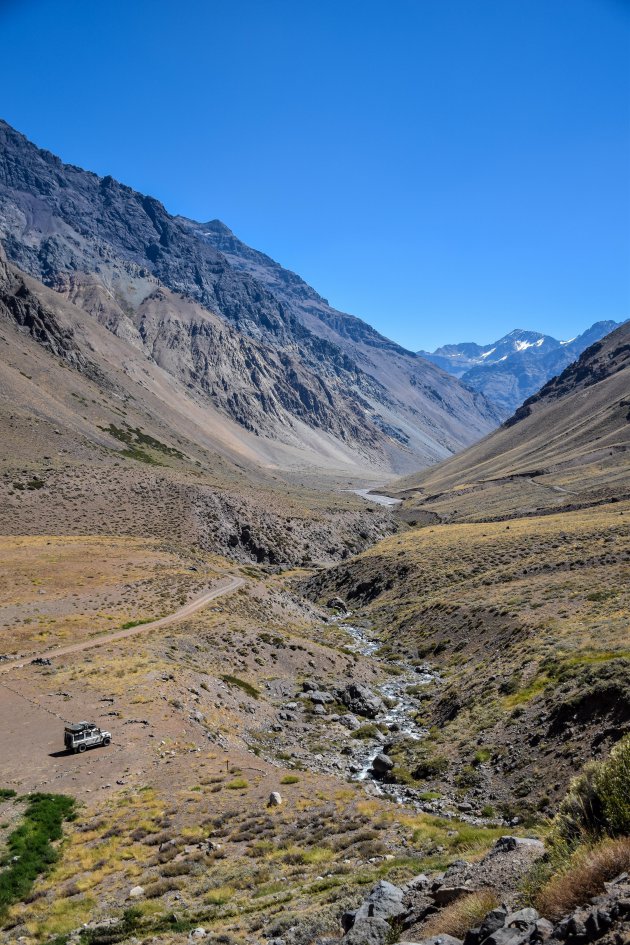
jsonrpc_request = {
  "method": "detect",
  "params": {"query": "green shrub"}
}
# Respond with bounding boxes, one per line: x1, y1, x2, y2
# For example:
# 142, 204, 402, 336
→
555, 734, 630, 841
0, 793, 76, 920
0, 789, 16, 801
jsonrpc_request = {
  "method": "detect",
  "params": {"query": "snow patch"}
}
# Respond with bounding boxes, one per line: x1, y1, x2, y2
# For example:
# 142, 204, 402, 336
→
515, 340, 535, 351
480, 347, 496, 359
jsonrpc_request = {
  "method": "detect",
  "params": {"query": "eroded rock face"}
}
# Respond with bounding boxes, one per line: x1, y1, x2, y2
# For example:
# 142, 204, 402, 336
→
0, 119, 502, 476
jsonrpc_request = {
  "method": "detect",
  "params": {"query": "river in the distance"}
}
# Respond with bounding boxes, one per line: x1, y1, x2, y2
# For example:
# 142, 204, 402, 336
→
349, 489, 402, 507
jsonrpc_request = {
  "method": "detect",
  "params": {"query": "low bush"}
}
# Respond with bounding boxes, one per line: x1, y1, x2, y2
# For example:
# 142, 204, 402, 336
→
555, 734, 630, 841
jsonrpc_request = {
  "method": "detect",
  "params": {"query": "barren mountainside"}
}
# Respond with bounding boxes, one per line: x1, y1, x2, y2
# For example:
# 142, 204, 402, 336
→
0, 119, 501, 475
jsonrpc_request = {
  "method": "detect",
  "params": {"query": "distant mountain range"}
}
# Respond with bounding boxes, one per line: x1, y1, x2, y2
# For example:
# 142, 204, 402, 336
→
419, 323, 623, 416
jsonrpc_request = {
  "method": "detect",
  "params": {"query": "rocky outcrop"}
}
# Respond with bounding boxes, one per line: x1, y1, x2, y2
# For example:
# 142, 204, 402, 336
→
340, 842, 629, 945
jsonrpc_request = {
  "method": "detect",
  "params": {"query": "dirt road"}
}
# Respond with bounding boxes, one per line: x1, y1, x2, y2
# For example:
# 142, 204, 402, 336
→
0, 574, 245, 672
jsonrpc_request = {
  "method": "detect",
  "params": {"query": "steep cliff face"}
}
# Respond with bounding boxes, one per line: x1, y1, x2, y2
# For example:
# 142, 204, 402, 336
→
0, 119, 501, 473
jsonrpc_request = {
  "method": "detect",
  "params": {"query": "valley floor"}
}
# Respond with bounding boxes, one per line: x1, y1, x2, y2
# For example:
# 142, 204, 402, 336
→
0, 496, 628, 944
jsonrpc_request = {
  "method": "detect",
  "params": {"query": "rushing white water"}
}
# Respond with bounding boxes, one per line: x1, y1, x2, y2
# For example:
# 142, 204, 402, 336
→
339, 621, 434, 796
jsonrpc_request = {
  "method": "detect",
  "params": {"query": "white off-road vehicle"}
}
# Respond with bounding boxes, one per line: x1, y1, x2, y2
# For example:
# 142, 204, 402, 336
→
64, 721, 112, 753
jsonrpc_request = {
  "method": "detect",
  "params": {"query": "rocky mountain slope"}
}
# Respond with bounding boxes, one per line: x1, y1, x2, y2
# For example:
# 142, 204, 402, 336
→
0, 247, 397, 564
420, 323, 622, 416
0, 119, 500, 475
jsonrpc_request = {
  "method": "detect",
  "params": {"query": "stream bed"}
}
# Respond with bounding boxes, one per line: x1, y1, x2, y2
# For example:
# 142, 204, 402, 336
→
338, 619, 435, 804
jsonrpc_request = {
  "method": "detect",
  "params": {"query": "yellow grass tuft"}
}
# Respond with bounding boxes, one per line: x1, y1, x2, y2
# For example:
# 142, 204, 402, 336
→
535, 837, 630, 920
422, 889, 500, 938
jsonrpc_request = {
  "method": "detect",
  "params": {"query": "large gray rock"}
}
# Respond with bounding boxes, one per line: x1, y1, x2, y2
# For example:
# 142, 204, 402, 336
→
485, 928, 533, 945
355, 880, 406, 922
310, 690, 334, 705
478, 907, 509, 939
344, 917, 392, 945
340, 683, 384, 719
371, 753, 394, 776
404, 873, 430, 892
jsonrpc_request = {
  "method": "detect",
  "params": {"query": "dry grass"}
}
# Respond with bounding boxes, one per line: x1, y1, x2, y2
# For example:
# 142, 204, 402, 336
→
422, 889, 500, 938
535, 837, 630, 920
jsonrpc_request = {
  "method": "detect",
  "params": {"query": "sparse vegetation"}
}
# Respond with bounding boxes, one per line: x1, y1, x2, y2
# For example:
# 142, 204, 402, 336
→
221, 674, 260, 699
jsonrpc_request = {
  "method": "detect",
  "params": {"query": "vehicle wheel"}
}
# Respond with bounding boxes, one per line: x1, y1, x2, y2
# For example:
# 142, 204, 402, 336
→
102, 737, 111, 746
78, 743, 87, 753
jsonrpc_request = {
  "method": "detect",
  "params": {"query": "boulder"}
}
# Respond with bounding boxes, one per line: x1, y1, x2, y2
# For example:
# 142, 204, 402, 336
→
533, 918, 554, 941
328, 597, 349, 613
478, 908, 509, 939
339, 714, 360, 730
485, 928, 533, 945
355, 879, 406, 922
268, 792, 282, 807
507, 908, 540, 930
128, 885, 144, 899
404, 873, 430, 892
344, 916, 392, 945
189, 929, 207, 940
340, 682, 384, 719
310, 690, 334, 704
371, 753, 394, 776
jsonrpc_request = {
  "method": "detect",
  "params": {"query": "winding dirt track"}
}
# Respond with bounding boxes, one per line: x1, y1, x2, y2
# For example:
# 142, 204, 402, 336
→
0, 575, 245, 672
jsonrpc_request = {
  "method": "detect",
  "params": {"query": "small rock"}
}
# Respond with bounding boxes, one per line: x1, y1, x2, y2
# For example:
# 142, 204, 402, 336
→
508, 908, 540, 930
404, 873, 430, 892
533, 918, 554, 941
128, 885, 144, 899
493, 836, 545, 853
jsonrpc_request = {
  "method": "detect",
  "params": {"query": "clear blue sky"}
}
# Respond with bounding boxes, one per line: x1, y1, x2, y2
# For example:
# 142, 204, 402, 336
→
1, 0, 628, 350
